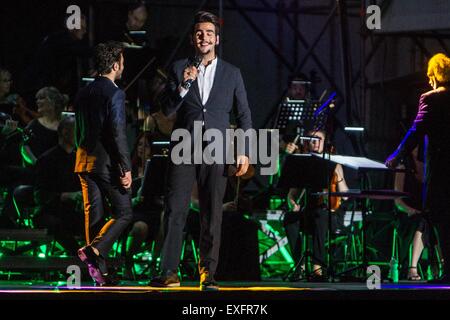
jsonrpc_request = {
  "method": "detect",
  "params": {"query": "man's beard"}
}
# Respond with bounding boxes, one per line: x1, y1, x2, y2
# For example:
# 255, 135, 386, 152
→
198, 42, 214, 54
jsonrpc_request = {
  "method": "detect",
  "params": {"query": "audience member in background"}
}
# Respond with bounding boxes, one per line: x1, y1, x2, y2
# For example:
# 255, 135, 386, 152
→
103, 2, 157, 105
22, 87, 67, 166
0, 114, 23, 180
33, 116, 83, 255
106, 2, 150, 48
22, 14, 91, 104
131, 131, 152, 177
279, 74, 312, 156
0, 114, 33, 228
0, 67, 38, 126
0, 67, 19, 116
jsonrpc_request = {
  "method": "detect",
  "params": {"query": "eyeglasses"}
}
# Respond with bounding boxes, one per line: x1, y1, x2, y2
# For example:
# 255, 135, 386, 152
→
0, 78, 12, 83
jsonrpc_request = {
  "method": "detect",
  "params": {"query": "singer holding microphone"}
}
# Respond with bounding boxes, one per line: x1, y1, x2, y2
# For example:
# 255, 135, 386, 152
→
150, 11, 252, 290
74, 41, 133, 286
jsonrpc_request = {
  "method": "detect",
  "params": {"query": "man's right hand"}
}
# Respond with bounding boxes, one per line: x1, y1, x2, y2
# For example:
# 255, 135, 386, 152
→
289, 199, 301, 212
285, 142, 298, 154
182, 65, 198, 87
120, 171, 132, 189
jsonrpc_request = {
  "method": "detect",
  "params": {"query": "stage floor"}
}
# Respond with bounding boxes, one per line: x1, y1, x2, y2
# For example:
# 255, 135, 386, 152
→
1, 280, 450, 300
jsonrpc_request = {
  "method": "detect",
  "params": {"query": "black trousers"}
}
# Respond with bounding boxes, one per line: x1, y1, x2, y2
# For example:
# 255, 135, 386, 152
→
35, 213, 82, 256
160, 163, 227, 276
78, 172, 133, 258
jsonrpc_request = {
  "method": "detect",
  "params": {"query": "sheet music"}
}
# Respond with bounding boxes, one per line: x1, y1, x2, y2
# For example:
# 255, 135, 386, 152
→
311, 153, 388, 170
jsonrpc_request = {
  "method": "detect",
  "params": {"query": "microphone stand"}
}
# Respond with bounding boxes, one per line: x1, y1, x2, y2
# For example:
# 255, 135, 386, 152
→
314, 95, 336, 281
124, 56, 157, 92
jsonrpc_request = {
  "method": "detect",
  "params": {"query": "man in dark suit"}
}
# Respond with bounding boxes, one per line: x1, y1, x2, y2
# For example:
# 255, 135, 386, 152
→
386, 53, 450, 283
150, 11, 252, 290
74, 41, 133, 285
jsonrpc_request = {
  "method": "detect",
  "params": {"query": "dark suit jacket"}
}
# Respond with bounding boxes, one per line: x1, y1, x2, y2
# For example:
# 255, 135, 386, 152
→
162, 58, 252, 159
74, 77, 131, 174
395, 87, 450, 210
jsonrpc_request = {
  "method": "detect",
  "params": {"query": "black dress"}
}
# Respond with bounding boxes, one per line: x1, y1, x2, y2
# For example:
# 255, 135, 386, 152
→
25, 119, 58, 160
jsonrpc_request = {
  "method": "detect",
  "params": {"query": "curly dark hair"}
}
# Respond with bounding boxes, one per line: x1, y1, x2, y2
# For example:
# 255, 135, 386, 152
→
94, 41, 124, 75
192, 11, 220, 35
128, 1, 147, 13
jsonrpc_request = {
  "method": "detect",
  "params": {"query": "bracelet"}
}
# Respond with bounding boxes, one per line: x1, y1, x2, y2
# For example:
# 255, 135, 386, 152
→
336, 178, 344, 183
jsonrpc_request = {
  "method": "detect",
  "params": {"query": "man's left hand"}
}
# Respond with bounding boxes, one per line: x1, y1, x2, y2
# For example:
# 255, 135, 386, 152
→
120, 171, 132, 189
235, 155, 250, 176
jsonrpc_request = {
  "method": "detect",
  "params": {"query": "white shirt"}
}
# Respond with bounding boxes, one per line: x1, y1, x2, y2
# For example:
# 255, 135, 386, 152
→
197, 57, 217, 105
179, 57, 217, 105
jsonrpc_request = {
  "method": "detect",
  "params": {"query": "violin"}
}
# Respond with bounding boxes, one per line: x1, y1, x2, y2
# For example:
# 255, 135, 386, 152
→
317, 145, 342, 212
8, 97, 39, 126
327, 171, 342, 211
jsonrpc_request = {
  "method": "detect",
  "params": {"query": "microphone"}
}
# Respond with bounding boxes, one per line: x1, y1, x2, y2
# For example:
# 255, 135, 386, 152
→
182, 55, 203, 90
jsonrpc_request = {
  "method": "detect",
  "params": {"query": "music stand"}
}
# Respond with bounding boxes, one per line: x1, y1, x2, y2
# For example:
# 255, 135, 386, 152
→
137, 155, 169, 277
141, 155, 169, 199
274, 100, 327, 136
277, 154, 336, 190
277, 154, 336, 280
311, 154, 407, 281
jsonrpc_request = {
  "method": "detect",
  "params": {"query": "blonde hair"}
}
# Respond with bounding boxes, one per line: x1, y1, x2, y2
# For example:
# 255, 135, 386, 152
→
36, 87, 69, 118
427, 53, 450, 84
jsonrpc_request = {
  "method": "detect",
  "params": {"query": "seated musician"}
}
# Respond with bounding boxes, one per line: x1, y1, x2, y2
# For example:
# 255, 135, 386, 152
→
22, 87, 67, 167
0, 67, 38, 126
33, 116, 83, 255
284, 129, 349, 281
123, 130, 166, 279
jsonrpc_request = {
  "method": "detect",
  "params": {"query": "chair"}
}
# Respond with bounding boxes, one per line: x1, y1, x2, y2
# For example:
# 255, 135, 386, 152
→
12, 184, 35, 228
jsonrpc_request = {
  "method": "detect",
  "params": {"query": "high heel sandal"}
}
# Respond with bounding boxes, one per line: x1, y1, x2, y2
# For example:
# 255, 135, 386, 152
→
307, 268, 327, 282
407, 267, 422, 281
